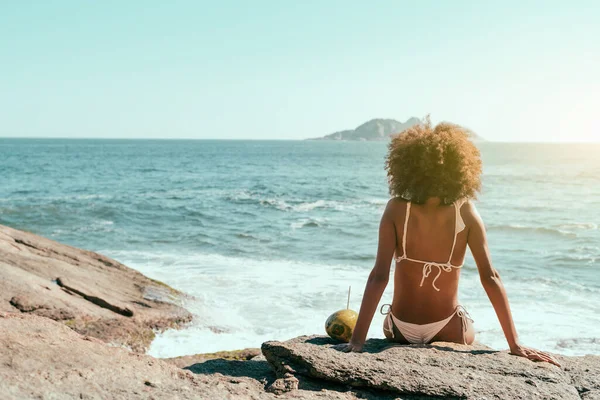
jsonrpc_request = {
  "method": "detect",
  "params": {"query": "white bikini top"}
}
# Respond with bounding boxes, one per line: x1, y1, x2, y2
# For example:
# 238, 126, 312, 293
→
395, 198, 468, 291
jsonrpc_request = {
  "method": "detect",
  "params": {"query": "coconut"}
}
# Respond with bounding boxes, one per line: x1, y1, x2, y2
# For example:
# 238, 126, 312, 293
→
325, 309, 358, 342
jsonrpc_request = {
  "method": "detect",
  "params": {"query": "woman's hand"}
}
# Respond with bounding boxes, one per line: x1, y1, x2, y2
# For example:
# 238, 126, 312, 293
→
333, 341, 364, 353
509, 344, 561, 367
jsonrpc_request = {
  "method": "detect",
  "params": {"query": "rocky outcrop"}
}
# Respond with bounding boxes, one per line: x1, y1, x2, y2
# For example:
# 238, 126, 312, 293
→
0, 224, 191, 352
165, 348, 261, 369
261, 336, 600, 400
1, 314, 599, 399
0, 313, 371, 399
0, 312, 252, 400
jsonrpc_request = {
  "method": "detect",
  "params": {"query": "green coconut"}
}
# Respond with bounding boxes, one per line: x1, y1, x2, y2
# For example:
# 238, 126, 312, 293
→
325, 309, 358, 342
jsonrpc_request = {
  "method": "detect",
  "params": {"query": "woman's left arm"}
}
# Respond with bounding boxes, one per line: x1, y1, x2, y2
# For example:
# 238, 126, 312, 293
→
338, 200, 397, 352
464, 201, 560, 367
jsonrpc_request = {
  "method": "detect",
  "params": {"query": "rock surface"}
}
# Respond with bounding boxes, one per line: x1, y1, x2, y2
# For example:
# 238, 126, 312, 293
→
262, 336, 600, 400
1, 312, 599, 399
165, 348, 261, 369
0, 313, 377, 399
0, 224, 191, 352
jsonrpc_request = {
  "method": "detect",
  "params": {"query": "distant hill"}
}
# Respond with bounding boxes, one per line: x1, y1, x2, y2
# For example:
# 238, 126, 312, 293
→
309, 118, 420, 141
309, 118, 484, 141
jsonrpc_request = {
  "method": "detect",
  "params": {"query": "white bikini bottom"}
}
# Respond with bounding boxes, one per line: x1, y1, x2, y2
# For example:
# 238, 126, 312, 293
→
381, 304, 473, 345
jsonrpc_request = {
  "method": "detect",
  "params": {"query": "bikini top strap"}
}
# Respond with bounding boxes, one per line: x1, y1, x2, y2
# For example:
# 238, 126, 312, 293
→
402, 202, 411, 257
448, 198, 466, 262
455, 198, 467, 233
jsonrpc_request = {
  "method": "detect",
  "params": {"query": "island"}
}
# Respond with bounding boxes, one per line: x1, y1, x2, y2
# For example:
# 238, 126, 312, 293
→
309, 117, 485, 141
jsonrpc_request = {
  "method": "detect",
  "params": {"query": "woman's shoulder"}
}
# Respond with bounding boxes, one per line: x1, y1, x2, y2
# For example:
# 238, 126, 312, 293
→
386, 197, 408, 211
382, 197, 408, 219
458, 199, 483, 228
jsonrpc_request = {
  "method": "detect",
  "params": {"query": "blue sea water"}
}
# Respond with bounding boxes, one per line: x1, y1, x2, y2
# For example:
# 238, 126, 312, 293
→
1, 139, 599, 357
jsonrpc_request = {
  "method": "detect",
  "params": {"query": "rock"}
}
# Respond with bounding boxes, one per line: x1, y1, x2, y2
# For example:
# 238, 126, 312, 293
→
0, 312, 251, 399
56, 277, 134, 317
562, 355, 600, 397
262, 335, 598, 399
9, 295, 75, 320
165, 348, 261, 369
0, 313, 372, 399
266, 374, 299, 394
2, 311, 597, 400
0, 224, 192, 352
582, 390, 600, 400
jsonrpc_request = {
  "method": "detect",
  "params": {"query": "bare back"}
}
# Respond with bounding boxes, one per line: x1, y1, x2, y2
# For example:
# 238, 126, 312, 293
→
388, 198, 470, 324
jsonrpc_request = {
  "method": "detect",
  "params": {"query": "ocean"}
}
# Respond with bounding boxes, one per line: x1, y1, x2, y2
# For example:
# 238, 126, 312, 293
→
1, 139, 599, 357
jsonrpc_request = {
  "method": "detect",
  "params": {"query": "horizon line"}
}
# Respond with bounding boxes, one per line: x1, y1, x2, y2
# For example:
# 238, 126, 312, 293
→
2, 137, 600, 144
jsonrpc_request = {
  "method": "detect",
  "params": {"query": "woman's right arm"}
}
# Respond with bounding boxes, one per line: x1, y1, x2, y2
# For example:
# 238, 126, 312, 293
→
338, 199, 397, 352
464, 202, 560, 367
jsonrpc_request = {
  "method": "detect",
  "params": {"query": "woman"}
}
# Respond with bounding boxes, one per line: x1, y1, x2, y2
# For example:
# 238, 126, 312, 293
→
337, 119, 559, 367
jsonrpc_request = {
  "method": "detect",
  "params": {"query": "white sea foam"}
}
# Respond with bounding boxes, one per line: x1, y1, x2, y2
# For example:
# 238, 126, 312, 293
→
102, 250, 393, 357
101, 250, 600, 358
224, 190, 385, 213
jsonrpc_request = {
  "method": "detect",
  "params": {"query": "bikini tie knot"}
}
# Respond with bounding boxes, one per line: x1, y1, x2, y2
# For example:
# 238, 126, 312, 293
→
455, 305, 474, 339
420, 263, 453, 292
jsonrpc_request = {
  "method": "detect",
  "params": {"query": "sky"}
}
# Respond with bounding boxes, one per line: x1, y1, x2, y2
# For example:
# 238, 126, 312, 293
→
1, 1, 598, 141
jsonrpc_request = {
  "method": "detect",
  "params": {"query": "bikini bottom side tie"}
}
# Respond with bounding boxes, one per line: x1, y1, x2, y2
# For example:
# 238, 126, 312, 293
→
381, 304, 473, 345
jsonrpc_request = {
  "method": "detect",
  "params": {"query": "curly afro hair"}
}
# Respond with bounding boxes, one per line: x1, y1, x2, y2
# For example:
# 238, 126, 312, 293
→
385, 117, 482, 204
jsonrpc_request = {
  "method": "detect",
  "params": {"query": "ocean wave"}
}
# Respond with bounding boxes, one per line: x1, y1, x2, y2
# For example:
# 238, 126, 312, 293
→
225, 191, 332, 212
330, 227, 369, 238
224, 190, 387, 213
337, 253, 375, 262
575, 245, 600, 252
290, 218, 326, 230
51, 219, 115, 236
366, 198, 388, 205
234, 232, 270, 242
513, 204, 561, 213
558, 223, 598, 231
290, 200, 330, 212
135, 167, 165, 173
507, 275, 600, 293
486, 224, 577, 238
0, 193, 113, 203
556, 337, 600, 349
543, 255, 598, 266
